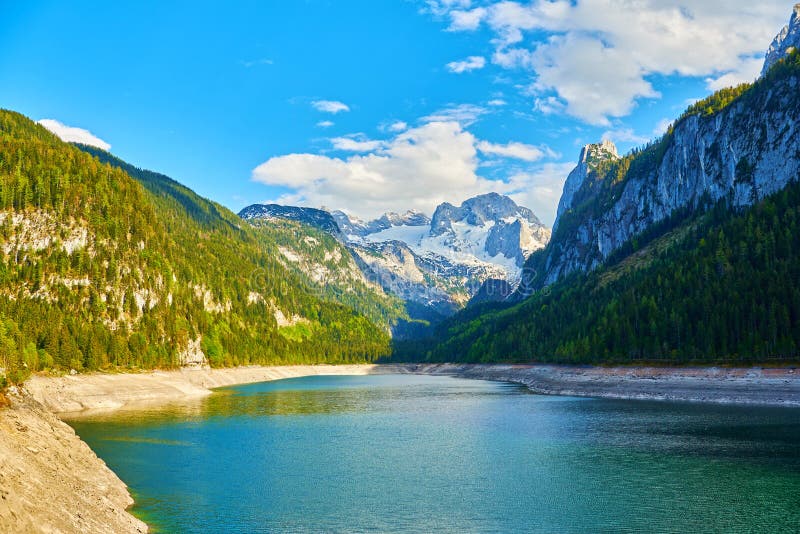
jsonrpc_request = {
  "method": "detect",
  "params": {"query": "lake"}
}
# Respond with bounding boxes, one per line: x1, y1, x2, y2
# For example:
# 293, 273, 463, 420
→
67, 374, 800, 533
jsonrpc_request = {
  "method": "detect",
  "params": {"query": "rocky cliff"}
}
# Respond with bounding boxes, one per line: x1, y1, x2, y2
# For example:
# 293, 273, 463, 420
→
519, 45, 800, 294
762, 3, 800, 77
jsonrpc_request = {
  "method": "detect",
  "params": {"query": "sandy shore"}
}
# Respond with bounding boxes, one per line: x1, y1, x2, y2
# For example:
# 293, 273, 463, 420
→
24, 364, 406, 415
415, 363, 800, 406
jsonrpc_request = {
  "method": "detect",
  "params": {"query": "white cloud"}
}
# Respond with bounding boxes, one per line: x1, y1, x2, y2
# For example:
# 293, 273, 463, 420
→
448, 7, 486, 31
446, 55, 486, 73
421, 103, 488, 125
506, 162, 577, 227
253, 121, 568, 219
386, 121, 408, 132
330, 134, 385, 152
477, 140, 546, 162
316, 120, 335, 128
311, 100, 350, 114
37, 119, 111, 150
601, 127, 650, 146
253, 121, 493, 218
436, 0, 789, 125
487, 99, 507, 106
705, 56, 762, 91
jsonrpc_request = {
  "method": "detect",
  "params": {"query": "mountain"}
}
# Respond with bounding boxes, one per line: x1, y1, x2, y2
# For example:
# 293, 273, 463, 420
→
517, 45, 800, 296
238, 204, 341, 236
331, 210, 430, 238
762, 3, 800, 76
0, 110, 394, 384
336, 193, 550, 314
398, 14, 800, 364
553, 139, 619, 231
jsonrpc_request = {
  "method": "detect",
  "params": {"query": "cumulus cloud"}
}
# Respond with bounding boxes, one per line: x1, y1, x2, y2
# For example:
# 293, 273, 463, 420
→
330, 134, 385, 152
252, 120, 565, 219
506, 162, 577, 226
385, 121, 408, 132
437, 0, 788, 125
421, 103, 488, 125
37, 119, 111, 150
448, 7, 486, 31
253, 122, 491, 217
477, 140, 545, 162
316, 120, 335, 128
446, 55, 486, 73
311, 100, 350, 114
487, 98, 507, 106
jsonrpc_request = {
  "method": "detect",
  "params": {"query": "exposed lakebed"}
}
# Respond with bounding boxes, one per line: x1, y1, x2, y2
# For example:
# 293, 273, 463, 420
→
67, 374, 800, 532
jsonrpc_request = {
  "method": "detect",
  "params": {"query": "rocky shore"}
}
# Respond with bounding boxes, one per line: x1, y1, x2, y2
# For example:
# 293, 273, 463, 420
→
0, 390, 147, 533
416, 363, 800, 406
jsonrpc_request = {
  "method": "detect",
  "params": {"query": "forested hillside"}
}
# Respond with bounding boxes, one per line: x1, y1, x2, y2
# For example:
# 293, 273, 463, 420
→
0, 110, 391, 385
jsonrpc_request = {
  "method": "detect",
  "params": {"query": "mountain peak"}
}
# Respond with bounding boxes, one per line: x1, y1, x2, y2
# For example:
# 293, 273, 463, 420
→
554, 140, 620, 230
761, 4, 800, 77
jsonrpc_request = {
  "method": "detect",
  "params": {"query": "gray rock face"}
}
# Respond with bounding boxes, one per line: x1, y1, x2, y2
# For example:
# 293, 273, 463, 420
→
520, 64, 800, 295
332, 209, 430, 237
239, 204, 341, 236
430, 192, 542, 237
553, 139, 619, 231
762, 4, 800, 77
335, 193, 551, 314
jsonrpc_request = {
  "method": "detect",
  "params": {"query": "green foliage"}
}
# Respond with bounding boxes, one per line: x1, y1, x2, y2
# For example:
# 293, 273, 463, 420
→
0, 109, 392, 383
403, 176, 800, 365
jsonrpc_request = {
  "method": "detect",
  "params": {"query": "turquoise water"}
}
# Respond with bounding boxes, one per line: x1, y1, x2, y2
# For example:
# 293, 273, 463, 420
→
67, 374, 800, 533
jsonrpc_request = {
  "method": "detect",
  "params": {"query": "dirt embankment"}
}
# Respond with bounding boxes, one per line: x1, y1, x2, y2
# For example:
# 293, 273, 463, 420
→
25, 364, 402, 415
415, 364, 800, 406
0, 389, 147, 533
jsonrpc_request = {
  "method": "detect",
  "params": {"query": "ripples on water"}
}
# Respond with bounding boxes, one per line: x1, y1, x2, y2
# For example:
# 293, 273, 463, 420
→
68, 374, 800, 533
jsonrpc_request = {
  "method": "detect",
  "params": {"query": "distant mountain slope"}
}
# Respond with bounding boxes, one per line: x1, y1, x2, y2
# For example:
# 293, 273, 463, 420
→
337, 193, 550, 314
239, 204, 341, 236
0, 110, 391, 384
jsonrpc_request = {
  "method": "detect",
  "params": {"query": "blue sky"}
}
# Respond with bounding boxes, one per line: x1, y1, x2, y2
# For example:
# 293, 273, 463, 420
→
0, 1, 791, 224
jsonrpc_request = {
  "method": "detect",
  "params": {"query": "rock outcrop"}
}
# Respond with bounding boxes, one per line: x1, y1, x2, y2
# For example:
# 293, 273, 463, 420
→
761, 3, 800, 77
553, 139, 619, 231
0, 391, 147, 533
239, 204, 342, 236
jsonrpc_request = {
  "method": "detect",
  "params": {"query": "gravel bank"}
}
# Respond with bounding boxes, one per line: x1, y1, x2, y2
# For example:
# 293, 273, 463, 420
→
414, 363, 800, 406
25, 364, 404, 415
0, 390, 148, 533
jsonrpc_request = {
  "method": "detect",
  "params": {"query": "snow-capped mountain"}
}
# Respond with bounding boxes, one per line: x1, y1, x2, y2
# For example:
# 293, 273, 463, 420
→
338, 193, 550, 311
331, 209, 430, 238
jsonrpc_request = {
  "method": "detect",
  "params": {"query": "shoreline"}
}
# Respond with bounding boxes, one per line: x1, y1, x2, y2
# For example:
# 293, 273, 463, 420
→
25, 364, 409, 415
4, 362, 800, 534
419, 363, 800, 407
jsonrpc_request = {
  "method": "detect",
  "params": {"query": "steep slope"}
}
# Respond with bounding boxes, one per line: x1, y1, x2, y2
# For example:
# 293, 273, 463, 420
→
0, 110, 391, 385
762, 3, 800, 76
518, 49, 800, 295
